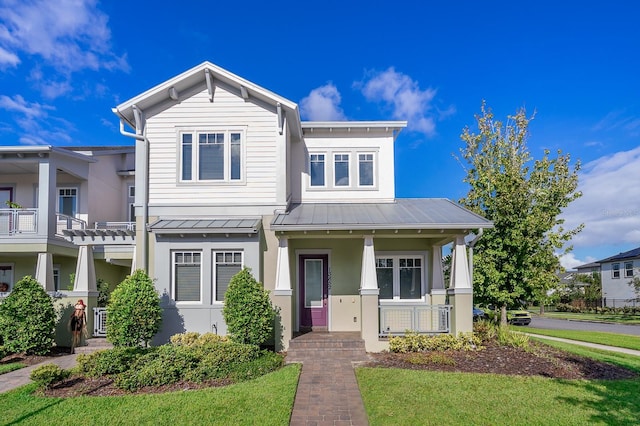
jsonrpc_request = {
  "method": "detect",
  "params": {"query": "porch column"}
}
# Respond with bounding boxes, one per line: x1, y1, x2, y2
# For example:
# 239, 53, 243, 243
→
130, 245, 137, 274
35, 252, 54, 292
37, 159, 57, 237
360, 236, 381, 351
447, 236, 473, 335
273, 237, 292, 351
74, 245, 97, 292
430, 245, 446, 305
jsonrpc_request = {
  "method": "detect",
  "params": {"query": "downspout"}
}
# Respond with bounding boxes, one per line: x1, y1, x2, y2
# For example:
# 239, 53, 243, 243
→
467, 228, 483, 287
112, 106, 149, 273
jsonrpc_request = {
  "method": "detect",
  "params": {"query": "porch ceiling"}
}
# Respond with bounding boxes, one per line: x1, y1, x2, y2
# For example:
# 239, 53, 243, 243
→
271, 199, 492, 232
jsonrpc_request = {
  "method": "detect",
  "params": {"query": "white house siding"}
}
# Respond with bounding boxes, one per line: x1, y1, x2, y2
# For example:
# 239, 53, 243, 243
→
602, 260, 639, 307
291, 130, 396, 203
144, 85, 284, 214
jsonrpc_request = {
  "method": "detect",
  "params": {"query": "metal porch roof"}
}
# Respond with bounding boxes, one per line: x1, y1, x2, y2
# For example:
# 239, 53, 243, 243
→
271, 199, 492, 231
148, 218, 262, 234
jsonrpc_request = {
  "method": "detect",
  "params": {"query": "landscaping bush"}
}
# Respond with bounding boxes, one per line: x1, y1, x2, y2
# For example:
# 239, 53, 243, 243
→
30, 364, 70, 389
473, 319, 497, 342
229, 350, 284, 381
76, 346, 147, 377
223, 268, 274, 346
0, 345, 7, 359
497, 326, 530, 349
170, 331, 228, 347
0, 276, 55, 355
389, 332, 481, 353
185, 341, 262, 382
106, 270, 162, 347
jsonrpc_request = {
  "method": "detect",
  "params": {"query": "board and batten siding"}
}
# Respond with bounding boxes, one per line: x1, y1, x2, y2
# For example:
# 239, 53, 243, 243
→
145, 85, 282, 209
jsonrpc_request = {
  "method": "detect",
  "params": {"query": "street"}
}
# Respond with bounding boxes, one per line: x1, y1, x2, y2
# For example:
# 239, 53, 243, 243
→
530, 316, 640, 336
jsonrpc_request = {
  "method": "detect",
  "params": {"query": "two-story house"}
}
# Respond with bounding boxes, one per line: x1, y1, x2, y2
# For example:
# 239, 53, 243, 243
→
0, 146, 136, 344
594, 247, 640, 307
112, 62, 492, 351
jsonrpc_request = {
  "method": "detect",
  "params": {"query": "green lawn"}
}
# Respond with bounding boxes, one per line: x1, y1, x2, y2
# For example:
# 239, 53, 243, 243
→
0, 362, 25, 375
0, 364, 300, 425
539, 311, 640, 324
523, 327, 640, 351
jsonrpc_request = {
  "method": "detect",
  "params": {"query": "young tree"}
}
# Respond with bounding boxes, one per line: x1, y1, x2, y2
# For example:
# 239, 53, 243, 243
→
106, 270, 162, 347
459, 102, 583, 324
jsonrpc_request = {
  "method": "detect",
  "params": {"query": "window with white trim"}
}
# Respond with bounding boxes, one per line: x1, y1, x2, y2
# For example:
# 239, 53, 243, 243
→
214, 251, 243, 302
310, 154, 326, 187
612, 263, 620, 279
625, 262, 634, 278
376, 255, 424, 300
334, 154, 350, 186
173, 251, 202, 302
180, 131, 243, 182
58, 187, 77, 217
358, 153, 374, 187
0, 264, 13, 293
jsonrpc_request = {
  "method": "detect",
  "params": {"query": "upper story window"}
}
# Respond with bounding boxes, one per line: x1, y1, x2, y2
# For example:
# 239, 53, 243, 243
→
334, 154, 350, 186
612, 263, 620, 279
625, 262, 634, 278
310, 154, 326, 187
180, 131, 243, 182
58, 188, 77, 217
358, 153, 375, 187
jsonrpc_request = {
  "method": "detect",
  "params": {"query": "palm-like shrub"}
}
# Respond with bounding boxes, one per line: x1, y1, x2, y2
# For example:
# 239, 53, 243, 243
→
106, 270, 162, 347
0, 276, 55, 355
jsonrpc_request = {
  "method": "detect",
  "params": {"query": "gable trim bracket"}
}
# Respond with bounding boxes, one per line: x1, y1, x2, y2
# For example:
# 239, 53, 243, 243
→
277, 102, 284, 135
205, 69, 215, 102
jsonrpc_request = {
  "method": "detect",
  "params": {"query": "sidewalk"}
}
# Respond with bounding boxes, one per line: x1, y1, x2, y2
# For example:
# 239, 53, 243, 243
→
0, 353, 78, 394
525, 333, 640, 356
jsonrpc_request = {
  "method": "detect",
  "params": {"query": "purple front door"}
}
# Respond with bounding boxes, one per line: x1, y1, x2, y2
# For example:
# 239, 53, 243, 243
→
299, 254, 328, 328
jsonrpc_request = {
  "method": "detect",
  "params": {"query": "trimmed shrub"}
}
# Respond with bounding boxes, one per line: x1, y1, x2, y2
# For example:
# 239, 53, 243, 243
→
76, 347, 147, 377
0, 345, 7, 359
229, 351, 284, 381
0, 276, 55, 355
473, 319, 497, 342
389, 331, 481, 353
497, 326, 530, 349
30, 364, 70, 389
222, 268, 274, 346
106, 270, 162, 347
170, 332, 228, 347
185, 341, 262, 382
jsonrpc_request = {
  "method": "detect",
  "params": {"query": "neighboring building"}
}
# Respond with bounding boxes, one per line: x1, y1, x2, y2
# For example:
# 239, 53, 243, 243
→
112, 62, 492, 351
0, 145, 136, 344
597, 247, 640, 307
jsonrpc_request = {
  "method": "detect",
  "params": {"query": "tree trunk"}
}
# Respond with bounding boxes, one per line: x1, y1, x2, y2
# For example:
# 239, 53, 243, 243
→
539, 304, 545, 315
500, 305, 508, 326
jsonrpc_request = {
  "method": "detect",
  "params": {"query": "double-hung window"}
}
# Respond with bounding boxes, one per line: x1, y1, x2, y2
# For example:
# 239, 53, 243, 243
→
625, 262, 634, 278
173, 251, 202, 302
181, 131, 243, 182
58, 188, 77, 217
358, 154, 374, 187
310, 154, 326, 187
334, 154, 350, 186
214, 251, 243, 302
612, 263, 620, 279
376, 255, 424, 300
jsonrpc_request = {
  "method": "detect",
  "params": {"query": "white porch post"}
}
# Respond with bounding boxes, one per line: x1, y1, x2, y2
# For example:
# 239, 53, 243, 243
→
74, 245, 97, 292
35, 252, 54, 292
130, 245, 137, 274
430, 245, 446, 305
37, 159, 57, 237
447, 236, 473, 335
273, 237, 292, 351
360, 236, 382, 351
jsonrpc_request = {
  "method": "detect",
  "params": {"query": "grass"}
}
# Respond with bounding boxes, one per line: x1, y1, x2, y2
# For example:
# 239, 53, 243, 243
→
0, 364, 301, 425
523, 327, 640, 351
356, 368, 640, 425
539, 311, 640, 324
0, 362, 25, 375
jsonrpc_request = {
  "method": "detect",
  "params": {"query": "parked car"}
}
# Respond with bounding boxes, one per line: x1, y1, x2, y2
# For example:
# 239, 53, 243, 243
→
507, 309, 531, 326
473, 307, 487, 321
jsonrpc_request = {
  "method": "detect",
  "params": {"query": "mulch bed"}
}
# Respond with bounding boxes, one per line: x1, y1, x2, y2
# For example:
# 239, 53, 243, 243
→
1, 346, 72, 367
4, 340, 636, 397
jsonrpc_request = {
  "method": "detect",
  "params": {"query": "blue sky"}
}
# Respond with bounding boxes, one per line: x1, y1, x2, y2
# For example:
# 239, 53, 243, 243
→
1, 0, 639, 268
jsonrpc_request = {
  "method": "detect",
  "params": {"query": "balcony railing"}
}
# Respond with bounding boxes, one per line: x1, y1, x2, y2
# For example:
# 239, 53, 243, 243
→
94, 222, 136, 232
379, 304, 451, 336
56, 213, 86, 234
0, 208, 38, 235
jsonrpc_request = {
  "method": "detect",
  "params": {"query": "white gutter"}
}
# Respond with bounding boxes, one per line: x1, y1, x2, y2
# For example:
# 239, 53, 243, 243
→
112, 107, 149, 273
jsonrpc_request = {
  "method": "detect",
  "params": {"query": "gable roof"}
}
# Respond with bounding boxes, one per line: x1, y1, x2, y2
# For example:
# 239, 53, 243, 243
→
598, 246, 640, 263
271, 198, 492, 231
113, 61, 302, 139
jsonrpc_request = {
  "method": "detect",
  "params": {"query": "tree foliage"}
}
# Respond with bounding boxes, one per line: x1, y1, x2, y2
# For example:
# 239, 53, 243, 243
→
0, 276, 55, 355
222, 268, 274, 346
459, 102, 583, 323
106, 270, 162, 347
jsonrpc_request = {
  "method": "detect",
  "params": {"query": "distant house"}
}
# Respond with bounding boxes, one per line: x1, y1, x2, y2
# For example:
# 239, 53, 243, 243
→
111, 61, 492, 351
578, 247, 640, 307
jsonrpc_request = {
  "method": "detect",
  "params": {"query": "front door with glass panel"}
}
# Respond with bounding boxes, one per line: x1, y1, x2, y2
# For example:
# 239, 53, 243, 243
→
299, 254, 328, 328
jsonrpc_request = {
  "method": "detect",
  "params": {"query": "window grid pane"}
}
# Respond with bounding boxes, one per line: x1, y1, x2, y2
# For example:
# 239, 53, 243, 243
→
174, 251, 201, 302
230, 133, 241, 180
310, 154, 325, 186
376, 258, 393, 300
182, 134, 193, 180
359, 154, 374, 186
199, 133, 224, 180
334, 154, 350, 186
214, 251, 242, 301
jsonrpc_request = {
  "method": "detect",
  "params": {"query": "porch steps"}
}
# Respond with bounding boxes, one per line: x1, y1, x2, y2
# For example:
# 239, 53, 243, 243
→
74, 338, 113, 355
285, 332, 369, 363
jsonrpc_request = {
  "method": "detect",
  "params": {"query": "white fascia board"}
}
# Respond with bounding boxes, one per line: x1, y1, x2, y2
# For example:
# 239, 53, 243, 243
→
302, 121, 407, 130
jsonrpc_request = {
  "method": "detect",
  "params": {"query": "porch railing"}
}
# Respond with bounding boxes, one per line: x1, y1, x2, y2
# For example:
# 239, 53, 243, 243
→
94, 221, 136, 232
93, 307, 107, 337
56, 213, 86, 235
379, 304, 451, 336
0, 208, 38, 235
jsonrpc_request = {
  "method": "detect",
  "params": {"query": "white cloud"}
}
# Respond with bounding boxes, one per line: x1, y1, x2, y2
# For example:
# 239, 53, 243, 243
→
0, 94, 73, 145
300, 83, 346, 121
359, 67, 448, 136
560, 146, 640, 253
558, 253, 596, 270
0, 94, 53, 118
0, 45, 19, 67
